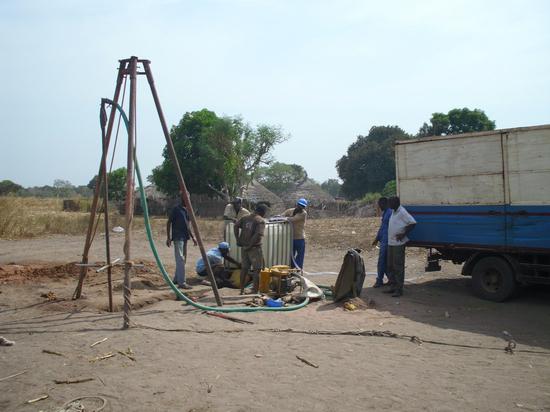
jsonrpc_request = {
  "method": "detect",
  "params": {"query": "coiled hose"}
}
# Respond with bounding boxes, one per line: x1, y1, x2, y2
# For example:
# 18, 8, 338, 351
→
108, 101, 309, 312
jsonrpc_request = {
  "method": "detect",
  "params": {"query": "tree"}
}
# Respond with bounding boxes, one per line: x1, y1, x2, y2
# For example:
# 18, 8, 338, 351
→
320, 178, 341, 198
88, 167, 127, 201
336, 126, 411, 199
381, 180, 396, 197
53, 179, 74, 198
418, 108, 495, 137
256, 162, 308, 195
150, 109, 288, 200
0, 180, 23, 196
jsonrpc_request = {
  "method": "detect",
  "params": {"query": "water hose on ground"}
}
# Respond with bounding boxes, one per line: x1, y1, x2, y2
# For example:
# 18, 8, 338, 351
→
107, 100, 309, 312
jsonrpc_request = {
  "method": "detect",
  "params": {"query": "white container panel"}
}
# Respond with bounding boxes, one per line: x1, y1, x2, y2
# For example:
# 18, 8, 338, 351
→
505, 129, 550, 205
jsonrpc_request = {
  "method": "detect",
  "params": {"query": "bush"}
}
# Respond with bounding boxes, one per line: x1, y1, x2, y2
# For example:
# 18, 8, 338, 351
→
381, 180, 396, 197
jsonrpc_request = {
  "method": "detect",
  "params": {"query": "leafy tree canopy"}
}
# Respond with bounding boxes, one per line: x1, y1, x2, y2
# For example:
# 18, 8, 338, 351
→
0, 180, 23, 196
88, 167, 127, 201
256, 162, 307, 195
381, 180, 396, 197
150, 109, 288, 199
418, 108, 496, 137
336, 126, 411, 199
320, 178, 341, 198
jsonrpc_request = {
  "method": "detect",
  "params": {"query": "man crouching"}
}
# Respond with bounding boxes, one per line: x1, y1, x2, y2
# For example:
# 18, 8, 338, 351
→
233, 204, 267, 294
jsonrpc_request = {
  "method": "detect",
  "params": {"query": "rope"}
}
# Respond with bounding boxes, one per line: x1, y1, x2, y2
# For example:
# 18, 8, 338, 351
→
61, 395, 107, 411
132, 324, 550, 355
90, 75, 128, 247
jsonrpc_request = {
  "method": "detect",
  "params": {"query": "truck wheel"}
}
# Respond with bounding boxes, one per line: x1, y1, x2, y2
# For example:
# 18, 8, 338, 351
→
471, 257, 516, 302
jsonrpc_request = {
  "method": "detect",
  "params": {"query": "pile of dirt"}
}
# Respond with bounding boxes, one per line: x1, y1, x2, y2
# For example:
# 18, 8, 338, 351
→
0, 261, 160, 285
0, 263, 80, 284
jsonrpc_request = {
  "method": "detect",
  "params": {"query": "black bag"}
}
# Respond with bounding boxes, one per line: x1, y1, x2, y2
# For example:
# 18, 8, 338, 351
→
332, 249, 366, 302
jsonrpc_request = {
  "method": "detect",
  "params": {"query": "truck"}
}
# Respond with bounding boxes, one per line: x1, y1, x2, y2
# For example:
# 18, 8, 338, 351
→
395, 124, 550, 301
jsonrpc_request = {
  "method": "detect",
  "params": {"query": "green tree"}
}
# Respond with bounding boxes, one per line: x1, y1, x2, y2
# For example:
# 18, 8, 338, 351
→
381, 180, 396, 197
150, 109, 288, 199
88, 167, 127, 201
418, 108, 495, 137
320, 178, 341, 198
337, 126, 411, 199
0, 180, 23, 196
256, 162, 308, 195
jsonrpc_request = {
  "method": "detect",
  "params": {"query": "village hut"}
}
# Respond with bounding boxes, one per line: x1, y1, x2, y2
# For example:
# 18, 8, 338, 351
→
241, 180, 285, 216
280, 179, 335, 209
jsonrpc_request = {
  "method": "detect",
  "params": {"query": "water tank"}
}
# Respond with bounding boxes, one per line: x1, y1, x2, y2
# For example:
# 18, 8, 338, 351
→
224, 220, 293, 267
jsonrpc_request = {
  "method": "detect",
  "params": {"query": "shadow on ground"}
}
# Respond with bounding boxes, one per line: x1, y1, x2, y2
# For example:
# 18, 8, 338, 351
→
360, 274, 550, 350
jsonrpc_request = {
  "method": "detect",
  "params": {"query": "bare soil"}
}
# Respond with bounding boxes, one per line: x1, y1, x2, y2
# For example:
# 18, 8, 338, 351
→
1, 219, 549, 411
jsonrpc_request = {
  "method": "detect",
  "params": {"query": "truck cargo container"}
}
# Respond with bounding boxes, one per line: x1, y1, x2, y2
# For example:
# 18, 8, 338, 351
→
395, 124, 550, 301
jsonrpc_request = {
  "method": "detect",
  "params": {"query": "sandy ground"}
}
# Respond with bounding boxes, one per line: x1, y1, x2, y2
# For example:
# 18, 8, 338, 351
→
1, 230, 550, 411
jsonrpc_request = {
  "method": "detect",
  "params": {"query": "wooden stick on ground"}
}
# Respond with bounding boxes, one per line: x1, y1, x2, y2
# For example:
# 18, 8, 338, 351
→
203, 311, 254, 324
54, 377, 94, 385
296, 355, 319, 368
0, 370, 28, 382
42, 349, 64, 356
27, 395, 48, 403
89, 352, 116, 362
90, 337, 108, 347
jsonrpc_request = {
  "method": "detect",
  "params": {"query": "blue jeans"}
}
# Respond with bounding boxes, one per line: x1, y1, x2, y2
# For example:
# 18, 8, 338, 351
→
376, 242, 388, 284
292, 239, 306, 269
173, 240, 187, 286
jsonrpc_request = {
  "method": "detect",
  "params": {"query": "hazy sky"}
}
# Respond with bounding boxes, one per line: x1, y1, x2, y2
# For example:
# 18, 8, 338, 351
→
1, 0, 549, 187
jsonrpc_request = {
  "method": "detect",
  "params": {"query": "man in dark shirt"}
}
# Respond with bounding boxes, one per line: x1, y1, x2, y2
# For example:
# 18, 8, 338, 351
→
166, 201, 197, 289
234, 204, 267, 294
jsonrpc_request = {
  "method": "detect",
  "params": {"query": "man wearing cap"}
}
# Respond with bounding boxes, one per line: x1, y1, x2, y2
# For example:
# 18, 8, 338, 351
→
166, 200, 197, 290
282, 198, 308, 269
195, 242, 240, 280
223, 197, 250, 222
234, 204, 267, 294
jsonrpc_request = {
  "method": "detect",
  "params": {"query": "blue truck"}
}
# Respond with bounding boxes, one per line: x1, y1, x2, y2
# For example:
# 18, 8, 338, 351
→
395, 124, 550, 301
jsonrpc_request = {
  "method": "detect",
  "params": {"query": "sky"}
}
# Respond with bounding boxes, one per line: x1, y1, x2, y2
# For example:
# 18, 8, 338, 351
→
0, 0, 549, 187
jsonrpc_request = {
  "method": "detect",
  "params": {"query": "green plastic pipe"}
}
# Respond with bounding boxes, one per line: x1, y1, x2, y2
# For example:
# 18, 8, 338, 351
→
109, 101, 309, 312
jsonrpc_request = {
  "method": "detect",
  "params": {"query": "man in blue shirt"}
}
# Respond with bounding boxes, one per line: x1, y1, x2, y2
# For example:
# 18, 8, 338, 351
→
372, 197, 392, 288
195, 242, 240, 279
166, 201, 197, 289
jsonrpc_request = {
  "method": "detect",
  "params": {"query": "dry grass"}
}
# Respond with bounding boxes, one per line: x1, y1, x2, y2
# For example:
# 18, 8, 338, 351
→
0, 197, 380, 247
0, 197, 228, 241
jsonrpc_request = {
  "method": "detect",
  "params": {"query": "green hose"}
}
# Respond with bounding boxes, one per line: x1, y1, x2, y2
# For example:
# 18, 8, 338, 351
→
108, 101, 309, 312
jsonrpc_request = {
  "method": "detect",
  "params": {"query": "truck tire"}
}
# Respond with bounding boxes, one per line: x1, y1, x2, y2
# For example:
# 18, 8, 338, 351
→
471, 256, 516, 302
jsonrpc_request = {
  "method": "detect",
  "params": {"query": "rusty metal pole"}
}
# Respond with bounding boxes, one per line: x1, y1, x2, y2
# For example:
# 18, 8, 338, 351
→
100, 100, 114, 312
73, 60, 127, 300
142, 60, 223, 306
122, 57, 138, 329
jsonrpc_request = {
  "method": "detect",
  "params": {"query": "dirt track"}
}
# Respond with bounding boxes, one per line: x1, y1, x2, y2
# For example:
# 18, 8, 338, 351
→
1, 225, 550, 411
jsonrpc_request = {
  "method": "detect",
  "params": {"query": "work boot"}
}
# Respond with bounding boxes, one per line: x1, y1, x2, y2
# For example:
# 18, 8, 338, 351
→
373, 281, 384, 288
391, 289, 403, 297
180, 283, 193, 290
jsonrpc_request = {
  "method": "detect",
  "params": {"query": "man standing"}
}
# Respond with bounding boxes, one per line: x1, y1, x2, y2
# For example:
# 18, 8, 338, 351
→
234, 204, 267, 294
372, 197, 392, 288
282, 198, 308, 269
384, 196, 416, 297
166, 200, 197, 290
223, 197, 250, 222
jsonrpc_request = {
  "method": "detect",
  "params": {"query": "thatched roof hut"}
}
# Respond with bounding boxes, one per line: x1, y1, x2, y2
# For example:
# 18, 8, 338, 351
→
281, 179, 335, 208
241, 180, 285, 215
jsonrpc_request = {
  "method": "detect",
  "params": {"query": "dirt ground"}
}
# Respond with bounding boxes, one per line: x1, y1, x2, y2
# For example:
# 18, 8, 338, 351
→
1, 221, 550, 411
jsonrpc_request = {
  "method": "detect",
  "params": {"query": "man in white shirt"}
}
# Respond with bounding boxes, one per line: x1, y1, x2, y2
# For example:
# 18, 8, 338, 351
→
384, 196, 416, 297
